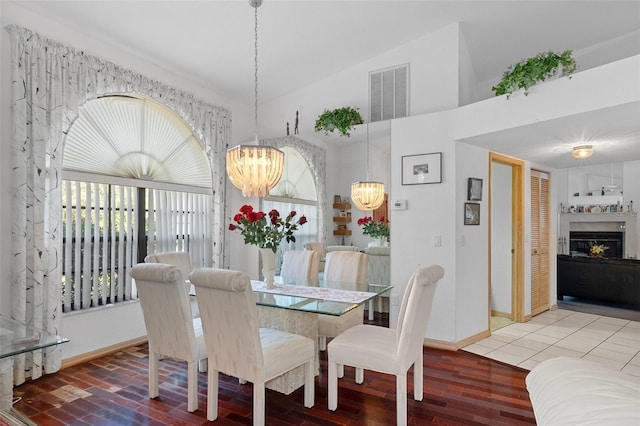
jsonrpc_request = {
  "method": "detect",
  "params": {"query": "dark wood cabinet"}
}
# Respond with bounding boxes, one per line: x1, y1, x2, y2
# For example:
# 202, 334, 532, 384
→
557, 255, 640, 308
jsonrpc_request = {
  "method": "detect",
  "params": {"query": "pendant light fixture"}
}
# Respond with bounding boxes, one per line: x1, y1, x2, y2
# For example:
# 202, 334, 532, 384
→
226, 0, 284, 197
351, 123, 385, 211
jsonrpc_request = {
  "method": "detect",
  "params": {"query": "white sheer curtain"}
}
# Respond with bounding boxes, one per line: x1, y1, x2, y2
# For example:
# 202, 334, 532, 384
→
6, 24, 230, 385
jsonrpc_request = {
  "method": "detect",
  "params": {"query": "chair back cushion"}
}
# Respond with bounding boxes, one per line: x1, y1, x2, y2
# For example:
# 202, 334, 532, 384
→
145, 251, 192, 293
281, 250, 320, 285
325, 245, 359, 252
364, 247, 390, 285
396, 265, 444, 369
305, 242, 325, 258
130, 263, 201, 360
189, 268, 264, 381
324, 251, 368, 290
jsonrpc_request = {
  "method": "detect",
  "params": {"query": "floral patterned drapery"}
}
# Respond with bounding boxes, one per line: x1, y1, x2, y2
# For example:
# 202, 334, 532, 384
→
6, 24, 231, 386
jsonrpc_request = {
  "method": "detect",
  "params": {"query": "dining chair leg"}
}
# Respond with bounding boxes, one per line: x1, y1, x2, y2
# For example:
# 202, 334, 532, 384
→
337, 363, 344, 378
198, 358, 208, 373
304, 360, 315, 408
396, 373, 408, 426
318, 335, 327, 351
149, 352, 159, 399
187, 361, 198, 412
328, 360, 338, 411
355, 367, 364, 384
413, 356, 423, 401
254, 382, 266, 426
207, 369, 219, 421
368, 299, 374, 321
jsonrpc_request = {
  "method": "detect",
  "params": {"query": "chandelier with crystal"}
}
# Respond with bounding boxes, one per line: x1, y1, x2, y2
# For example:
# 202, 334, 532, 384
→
226, 0, 284, 197
351, 123, 385, 210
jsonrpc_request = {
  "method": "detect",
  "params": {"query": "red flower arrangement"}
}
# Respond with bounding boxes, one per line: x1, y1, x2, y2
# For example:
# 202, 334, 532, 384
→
357, 216, 390, 239
229, 205, 307, 252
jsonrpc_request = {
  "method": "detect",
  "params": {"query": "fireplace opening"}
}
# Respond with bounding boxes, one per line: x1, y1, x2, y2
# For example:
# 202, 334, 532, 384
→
569, 231, 624, 258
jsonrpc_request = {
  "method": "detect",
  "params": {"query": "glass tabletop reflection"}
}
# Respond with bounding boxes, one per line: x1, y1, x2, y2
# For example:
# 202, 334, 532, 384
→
251, 278, 392, 316
0, 315, 70, 359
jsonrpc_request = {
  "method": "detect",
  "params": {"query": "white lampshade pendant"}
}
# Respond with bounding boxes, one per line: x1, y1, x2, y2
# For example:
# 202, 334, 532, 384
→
351, 181, 385, 210
226, 144, 284, 197
351, 123, 385, 210
225, 0, 284, 197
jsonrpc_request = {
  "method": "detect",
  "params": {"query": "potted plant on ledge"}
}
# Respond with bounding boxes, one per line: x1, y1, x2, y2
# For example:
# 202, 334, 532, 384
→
492, 50, 577, 99
314, 106, 363, 137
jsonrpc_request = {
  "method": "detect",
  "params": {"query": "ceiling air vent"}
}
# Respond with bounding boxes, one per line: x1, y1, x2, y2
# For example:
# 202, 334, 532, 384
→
369, 63, 409, 122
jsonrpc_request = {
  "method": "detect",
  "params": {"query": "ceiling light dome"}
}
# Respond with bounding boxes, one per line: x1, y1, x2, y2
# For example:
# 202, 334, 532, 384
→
572, 145, 593, 159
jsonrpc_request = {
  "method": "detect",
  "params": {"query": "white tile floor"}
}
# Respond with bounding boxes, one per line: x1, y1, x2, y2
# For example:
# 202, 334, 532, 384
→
463, 308, 640, 377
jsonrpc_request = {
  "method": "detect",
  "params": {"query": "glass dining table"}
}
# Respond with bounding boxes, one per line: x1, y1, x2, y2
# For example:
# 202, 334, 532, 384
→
251, 277, 392, 316
250, 277, 392, 395
188, 276, 392, 395
0, 315, 70, 410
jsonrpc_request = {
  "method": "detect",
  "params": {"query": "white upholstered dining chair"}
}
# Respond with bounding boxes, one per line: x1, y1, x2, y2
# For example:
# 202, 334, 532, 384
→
129, 263, 207, 413
305, 242, 325, 272
280, 249, 320, 285
364, 246, 391, 320
145, 251, 199, 318
327, 264, 444, 426
189, 267, 315, 425
318, 251, 369, 351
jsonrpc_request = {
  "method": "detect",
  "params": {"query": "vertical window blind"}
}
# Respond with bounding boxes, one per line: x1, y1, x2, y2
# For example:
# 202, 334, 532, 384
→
62, 181, 211, 312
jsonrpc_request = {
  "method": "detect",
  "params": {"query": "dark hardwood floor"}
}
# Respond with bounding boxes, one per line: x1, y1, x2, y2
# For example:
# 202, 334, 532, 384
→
12, 314, 535, 425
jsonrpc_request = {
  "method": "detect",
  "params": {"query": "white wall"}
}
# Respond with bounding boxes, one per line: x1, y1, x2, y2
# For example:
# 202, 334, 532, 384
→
454, 142, 491, 340
391, 112, 457, 342
258, 23, 461, 142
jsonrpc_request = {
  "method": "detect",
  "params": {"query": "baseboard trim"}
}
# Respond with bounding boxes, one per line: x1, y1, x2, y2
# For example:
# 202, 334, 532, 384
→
455, 329, 491, 349
424, 338, 458, 351
491, 310, 512, 319
422, 328, 491, 351
61, 337, 148, 369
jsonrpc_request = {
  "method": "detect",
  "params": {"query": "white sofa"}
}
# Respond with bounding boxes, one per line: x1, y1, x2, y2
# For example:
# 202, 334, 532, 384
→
526, 357, 640, 425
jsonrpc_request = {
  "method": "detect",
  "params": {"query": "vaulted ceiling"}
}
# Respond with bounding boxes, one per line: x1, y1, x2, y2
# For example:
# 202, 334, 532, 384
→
8, 0, 640, 169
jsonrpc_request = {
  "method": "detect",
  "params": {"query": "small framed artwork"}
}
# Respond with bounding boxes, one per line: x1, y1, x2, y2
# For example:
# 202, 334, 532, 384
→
464, 202, 480, 225
334, 194, 342, 204
402, 152, 442, 185
467, 177, 483, 201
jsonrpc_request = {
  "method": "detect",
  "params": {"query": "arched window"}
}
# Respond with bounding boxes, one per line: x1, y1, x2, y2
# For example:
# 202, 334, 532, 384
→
61, 95, 212, 312
261, 142, 325, 272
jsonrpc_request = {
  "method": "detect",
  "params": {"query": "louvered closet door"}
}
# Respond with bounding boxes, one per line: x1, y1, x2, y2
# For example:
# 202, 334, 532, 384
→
531, 171, 550, 315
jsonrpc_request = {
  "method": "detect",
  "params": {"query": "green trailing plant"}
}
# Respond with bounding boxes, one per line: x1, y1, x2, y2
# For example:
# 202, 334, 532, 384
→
314, 106, 364, 137
492, 50, 577, 98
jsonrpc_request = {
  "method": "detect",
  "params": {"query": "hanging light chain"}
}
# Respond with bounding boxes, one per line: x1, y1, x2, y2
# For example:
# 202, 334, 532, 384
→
253, 1, 259, 138
366, 123, 370, 180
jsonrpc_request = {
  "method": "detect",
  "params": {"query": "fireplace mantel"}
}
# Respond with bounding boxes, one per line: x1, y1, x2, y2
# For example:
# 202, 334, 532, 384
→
559, 212, 638, 259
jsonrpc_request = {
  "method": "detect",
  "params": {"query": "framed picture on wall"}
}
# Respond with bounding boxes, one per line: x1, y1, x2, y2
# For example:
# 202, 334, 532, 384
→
467, 177, 483, 201
401, 152, 442, 185
464, 202, 480, 225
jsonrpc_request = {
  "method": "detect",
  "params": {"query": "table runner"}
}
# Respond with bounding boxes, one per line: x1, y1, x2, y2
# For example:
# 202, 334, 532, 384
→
251, 281, 376, 304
